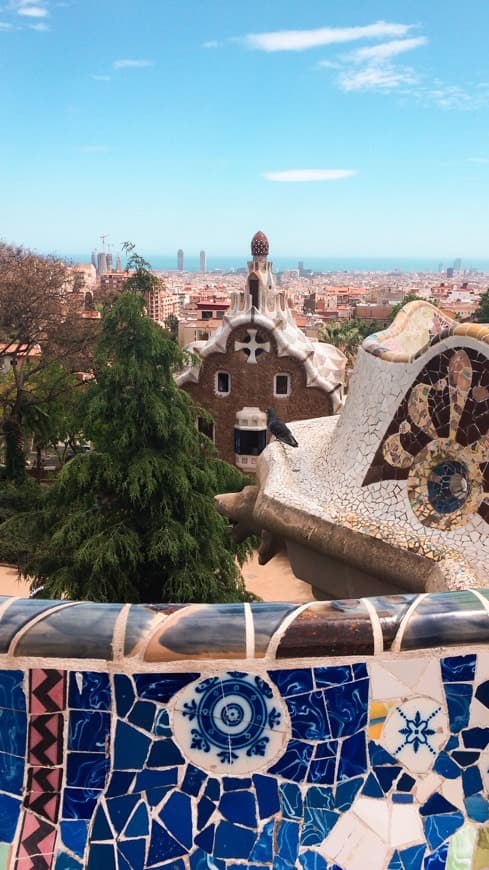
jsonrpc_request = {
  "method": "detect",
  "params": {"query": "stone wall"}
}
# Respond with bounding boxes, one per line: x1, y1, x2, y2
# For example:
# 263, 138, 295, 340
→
0, 592, 488, 868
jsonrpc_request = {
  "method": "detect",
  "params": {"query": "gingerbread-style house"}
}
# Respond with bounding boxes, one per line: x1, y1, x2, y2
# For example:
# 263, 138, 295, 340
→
176, 232, 346, 470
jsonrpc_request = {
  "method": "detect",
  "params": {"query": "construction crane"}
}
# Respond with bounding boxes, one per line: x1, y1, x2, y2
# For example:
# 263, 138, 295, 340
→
100, 234, 109, 251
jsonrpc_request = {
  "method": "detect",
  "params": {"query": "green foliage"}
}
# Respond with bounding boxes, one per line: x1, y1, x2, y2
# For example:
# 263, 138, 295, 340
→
318, 318, 373, 364
0, 480, 42, 563
388, 294, 428, 323
473, 289, 489, 323
18, 286, 253, 604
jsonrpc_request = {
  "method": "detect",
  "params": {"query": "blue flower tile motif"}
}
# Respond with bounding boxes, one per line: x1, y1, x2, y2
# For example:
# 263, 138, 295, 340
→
172, 672, 287, 774
381, 698, 448, 773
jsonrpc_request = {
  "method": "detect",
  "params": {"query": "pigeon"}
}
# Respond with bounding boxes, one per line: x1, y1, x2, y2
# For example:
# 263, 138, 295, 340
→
266, 407, 299, 447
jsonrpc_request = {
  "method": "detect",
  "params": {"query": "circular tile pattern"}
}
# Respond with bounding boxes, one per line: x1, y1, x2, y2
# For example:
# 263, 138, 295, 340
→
171, 671, 287, 774
427, 459, 470, 514
407, 439, 483, 530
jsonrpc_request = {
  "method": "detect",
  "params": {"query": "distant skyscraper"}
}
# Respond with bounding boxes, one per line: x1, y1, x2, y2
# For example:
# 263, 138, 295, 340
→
446, 266, 454, 279
91, 251, 97, 268
454, 258, 462, 272
298, 261, 304, 273
200, 250, 207, 273
116, 253, 122, 272
177, 249, 184, 271
106, 252, 113, 272
97, 252, 107, 276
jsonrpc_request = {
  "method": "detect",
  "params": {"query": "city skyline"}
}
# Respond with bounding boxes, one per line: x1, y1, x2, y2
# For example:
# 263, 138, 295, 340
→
1, 0, 489, 257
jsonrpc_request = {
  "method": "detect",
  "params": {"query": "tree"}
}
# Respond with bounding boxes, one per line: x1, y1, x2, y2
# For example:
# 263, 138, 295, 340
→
388, 294, 427, 323
15, 279, 252, 604
318, 319, 372, 366
0, 243, 99, 481
473, 289, 489, 323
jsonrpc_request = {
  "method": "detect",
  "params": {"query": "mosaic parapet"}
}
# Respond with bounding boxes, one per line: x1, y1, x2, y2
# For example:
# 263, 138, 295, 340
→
2, 591, 489, 662
244, 303, 489, 593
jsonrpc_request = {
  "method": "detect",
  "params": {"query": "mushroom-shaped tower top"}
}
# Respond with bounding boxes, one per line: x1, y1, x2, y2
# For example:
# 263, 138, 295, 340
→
251, 231, 269, 257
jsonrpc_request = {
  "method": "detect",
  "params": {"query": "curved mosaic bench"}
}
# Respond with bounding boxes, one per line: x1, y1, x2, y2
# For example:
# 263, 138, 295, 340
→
1, 593, 489, 868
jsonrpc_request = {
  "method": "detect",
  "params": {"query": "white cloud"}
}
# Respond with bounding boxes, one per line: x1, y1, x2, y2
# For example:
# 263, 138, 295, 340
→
91, 74, 112, 81
0, 21, 13, 28
349, 36, 427, 62
29, 20, 49, 29
203, 39, 220, 48
243, 21, 414, 52
17, 5, 47, 16
113, 58, 153, 69
263, 169, 357, 182
339, 63, 418, 91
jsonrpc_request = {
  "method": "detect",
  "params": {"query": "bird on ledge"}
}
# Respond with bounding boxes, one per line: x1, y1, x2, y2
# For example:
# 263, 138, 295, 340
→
266, 408, 299, 448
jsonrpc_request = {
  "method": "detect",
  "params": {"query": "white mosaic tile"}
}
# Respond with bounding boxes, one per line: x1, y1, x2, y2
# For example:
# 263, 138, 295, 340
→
381, 696, 448, 773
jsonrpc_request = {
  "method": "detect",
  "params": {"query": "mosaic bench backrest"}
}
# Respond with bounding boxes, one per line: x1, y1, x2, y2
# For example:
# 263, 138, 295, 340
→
1, 592, 489, 869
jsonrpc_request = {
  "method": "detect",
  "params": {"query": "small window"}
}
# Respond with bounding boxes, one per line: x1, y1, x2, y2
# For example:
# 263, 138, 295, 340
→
274, 374, 290, 397
197, 417, 214, 441
216, 371, 230, 394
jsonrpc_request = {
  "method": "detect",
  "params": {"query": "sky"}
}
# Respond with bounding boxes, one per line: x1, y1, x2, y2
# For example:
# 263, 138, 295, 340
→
1, 0, 489, 260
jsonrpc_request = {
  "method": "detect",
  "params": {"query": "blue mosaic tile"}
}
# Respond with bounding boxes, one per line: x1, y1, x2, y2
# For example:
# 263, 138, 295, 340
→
114, 674, 134, 717
148, 821, 187, 863
190, 849, 224, 869
287, 691, 331, 740
134, 767, 178, 793
433, 752, 460, 779
462, 727, 489, 749
223, 776, 251, 791
368, 740, 398, 765
299, 851, 328, 870
399, 843, 426, 870
303, 806, 340, 847
219, 790, 257, 828
397, 773, 416, 792
68, 710, 110, 752
197, 796, 215, 830
69, 672, 111, 710
249, 819, 274, 863
194, 823, 214, 853
114, 722, 150, 769
0, 670, 25, 711
67, 753, 109, 789
125, 802, 149, 837
182, 764, 207, 797
147, 738, 184, 767
107, 794, 139, 832
441, 654, 476, 682
444, 683, 473, 732
280, 782, 303, 819
92, 806, 112, 841
0, 794, 21, 843
268, 739, 314, 782
62, 787, 102, 820
305, 785, 335, 810
253, 773, 279, 818
324, 678, 369, 738
269, 668, 314, 697
452, 750, 479, 766
106, 771, 134, 797
60, 820, 88, 858
423, 811, 464, 851
361, 772, 384, 798
420, 794, 458, 816
87, 843, 117, 870
475, 678, 489, 709
338, 730, 367, 780
134, 672, 199, 702
214, 820, 256, 859
0, 708, 26, 756
462, 764, 482, 796
160, 792, 193, 849
392, 793, 414, 803
205, 778, 220, 802
375, 765, 401, 793
314, 665, 355, 688
118, 839, 146, 870
423, 843, 449, 869
155, 708, 171, 737
0, 750, 24, 794
55, 854, 82, 869
127, 700, 156, 731
335, 776, 363, 811
446, 735, 459, 751
388, 852, 402, 870
465, 793, 489, 822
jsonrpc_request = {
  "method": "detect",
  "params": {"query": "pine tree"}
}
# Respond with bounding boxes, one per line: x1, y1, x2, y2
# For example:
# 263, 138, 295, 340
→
474, 289, 489, 323
19, 277, 252, 603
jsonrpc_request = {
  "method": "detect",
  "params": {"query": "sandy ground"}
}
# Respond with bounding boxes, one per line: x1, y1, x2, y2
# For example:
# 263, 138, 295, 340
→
0, 552, 314, 603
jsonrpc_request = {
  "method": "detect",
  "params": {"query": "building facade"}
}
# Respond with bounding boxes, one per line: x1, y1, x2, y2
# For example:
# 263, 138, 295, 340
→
177, 231, 346, 470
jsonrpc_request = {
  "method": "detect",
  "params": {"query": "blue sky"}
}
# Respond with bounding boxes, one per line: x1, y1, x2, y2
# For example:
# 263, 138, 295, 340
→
1, 0, 489, 259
